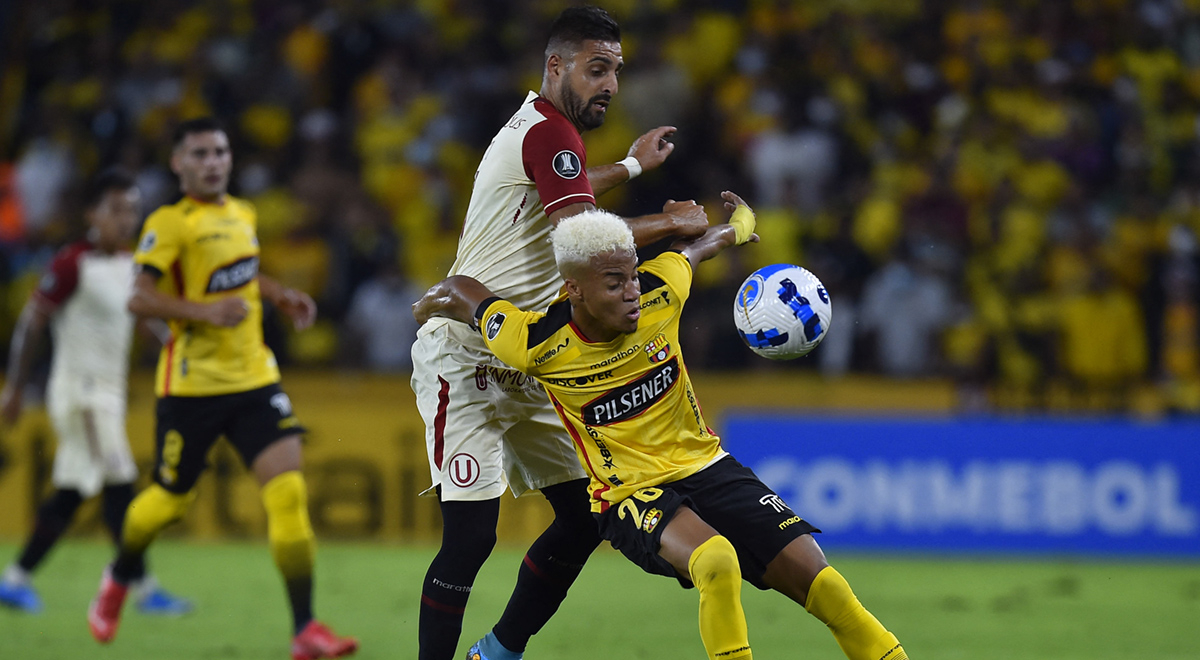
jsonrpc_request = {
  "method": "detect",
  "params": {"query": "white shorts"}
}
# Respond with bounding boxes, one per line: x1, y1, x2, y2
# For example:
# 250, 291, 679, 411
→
46, 377, 138, 498
411, 321, 585, 501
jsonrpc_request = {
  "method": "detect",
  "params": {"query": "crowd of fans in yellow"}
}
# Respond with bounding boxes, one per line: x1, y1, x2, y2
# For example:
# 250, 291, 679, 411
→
3, 0, 1200, 414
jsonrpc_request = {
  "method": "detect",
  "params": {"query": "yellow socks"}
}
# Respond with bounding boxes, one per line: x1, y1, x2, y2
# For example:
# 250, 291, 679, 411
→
805, 566, 907, 660
688, 536, 753, 660
261, 471, 316, 580
122, 484, 194, 554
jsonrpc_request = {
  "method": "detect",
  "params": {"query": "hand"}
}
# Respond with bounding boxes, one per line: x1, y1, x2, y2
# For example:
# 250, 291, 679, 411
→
722, 190, 759, 244
627, 126, 677, 173
275, 288, 317, 330
412, 280, 456, 326
663, 199, 709, 239
205, 298, 250, 327
0, 385, 22, 425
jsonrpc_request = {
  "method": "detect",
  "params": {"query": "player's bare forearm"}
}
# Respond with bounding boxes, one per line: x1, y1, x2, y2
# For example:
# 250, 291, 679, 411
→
258, 273, 316, 329
590, 126, 677, 197
587, 163, 631, 197
677, 191, 758, 268
413, 276, 497, 326
679, 225, 739, 268
129, 272, 207, 321
128, 271, 247, 327
257, 273, 286, 305
1, 299, 51, 413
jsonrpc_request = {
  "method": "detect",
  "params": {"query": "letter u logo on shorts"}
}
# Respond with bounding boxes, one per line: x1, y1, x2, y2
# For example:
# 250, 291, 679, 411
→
448, 453, 480, 488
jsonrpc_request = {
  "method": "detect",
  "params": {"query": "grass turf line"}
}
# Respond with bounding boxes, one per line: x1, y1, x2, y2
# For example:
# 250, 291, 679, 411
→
0, 540, 1198, 659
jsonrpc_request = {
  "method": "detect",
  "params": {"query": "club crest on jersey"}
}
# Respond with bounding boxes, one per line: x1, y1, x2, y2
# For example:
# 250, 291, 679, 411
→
485, 312, 506, 341
644, 333, 671, 363
553, 150, 581, 179
206, 256, 259, 293
138, 230, 157, 253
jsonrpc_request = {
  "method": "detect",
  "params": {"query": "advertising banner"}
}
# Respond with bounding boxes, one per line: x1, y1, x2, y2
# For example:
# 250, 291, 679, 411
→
723, 416, 1200, 556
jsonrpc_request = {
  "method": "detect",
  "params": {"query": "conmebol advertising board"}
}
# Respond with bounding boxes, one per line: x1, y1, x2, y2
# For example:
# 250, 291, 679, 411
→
722, 417, 1200, 556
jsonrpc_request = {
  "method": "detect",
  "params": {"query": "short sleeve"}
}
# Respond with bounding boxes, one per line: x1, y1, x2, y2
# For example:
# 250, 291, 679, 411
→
479, 299, 542, 372
134, 207, 184, 275
33, 245, 85, 308
639, 251, 694, 306
523, 118, 596, 216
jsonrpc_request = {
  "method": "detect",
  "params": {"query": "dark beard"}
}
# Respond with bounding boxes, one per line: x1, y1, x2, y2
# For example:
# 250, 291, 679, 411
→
562, 84, 606, 131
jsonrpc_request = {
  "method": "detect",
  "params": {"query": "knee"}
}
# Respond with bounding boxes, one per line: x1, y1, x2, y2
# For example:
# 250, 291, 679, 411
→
129, 484, 194, 526
688, 535, 741, 587
437, 500, 499, 566
261, 471, 313, 538
41, 489, 84, 519
542, 479, 597, 536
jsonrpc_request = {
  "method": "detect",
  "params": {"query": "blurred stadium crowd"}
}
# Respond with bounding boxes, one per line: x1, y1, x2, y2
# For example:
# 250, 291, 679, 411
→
2, 0, 1200, 414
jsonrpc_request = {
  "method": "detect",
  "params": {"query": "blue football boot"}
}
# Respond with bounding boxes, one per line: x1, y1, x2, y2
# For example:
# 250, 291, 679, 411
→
0, 579, 42, 613
465, 632, 522, 660
134, 579, 193, 616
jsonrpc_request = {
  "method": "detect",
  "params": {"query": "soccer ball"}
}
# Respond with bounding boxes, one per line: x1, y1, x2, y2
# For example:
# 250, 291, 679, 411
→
733, 264, 832, 359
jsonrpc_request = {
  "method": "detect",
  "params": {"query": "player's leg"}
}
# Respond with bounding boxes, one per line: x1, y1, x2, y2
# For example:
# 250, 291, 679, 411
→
474, 403, 601, 660
476, 478, 601, 660
100, 482, 192, 615
597, 483, 752, 660
229, 385, 355, 659
763, 536, 908, 660
426, 495, 500, 660
411, 332, 510, 660
6, 399, 102, 613
0, 488, 83, 612
659, 506, 753, 660
89, 396, 210, 643
88, 394, 192, 616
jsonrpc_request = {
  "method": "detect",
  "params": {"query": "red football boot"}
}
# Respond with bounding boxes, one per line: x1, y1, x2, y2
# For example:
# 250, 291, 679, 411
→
87, 566, 128, 643
291, 620, 359, 660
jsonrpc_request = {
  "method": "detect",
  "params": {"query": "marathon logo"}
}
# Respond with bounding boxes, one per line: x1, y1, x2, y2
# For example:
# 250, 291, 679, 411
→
583, 357, 678, 426
206, 256, 258, 293
590, 344, 640, 370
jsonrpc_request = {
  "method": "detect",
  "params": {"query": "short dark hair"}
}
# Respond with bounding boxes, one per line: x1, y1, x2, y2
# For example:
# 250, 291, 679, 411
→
172, 116, 226, 148
84, 167, 136, 210
546, 5, 620, 56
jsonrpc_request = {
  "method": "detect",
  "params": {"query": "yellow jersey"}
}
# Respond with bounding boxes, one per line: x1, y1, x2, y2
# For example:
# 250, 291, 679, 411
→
481, 251, 723, 512
134, 195, 280, 397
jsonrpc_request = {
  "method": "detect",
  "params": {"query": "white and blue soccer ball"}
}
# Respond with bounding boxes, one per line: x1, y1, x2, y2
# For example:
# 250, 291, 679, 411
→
733, 264, 832, 360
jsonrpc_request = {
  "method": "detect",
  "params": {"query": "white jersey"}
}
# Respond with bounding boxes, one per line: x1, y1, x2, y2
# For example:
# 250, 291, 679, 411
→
35, 241, 135, 395
428, 91, 596, 351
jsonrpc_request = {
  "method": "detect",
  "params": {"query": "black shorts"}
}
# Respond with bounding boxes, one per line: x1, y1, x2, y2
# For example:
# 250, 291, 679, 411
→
595, 456, 819, 590
153, 383, 306, 493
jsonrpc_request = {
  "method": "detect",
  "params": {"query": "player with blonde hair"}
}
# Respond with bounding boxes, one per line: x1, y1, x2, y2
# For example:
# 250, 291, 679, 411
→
415, 192, 910, 660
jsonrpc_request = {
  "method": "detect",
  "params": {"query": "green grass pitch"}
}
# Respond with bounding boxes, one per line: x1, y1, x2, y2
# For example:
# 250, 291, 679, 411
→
1, 540, 1198, 659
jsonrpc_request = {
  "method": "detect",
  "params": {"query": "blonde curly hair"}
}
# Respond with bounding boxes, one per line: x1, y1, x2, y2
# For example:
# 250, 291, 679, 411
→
551, 209, 635, 276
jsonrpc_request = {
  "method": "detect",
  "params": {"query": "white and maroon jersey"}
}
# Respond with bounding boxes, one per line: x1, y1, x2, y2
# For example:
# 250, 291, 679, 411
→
34, 240, 135, 393
435, 91, 596, 350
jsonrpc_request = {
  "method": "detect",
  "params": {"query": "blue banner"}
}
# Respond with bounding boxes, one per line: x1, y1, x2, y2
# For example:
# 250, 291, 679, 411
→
722, 416, 1200, 556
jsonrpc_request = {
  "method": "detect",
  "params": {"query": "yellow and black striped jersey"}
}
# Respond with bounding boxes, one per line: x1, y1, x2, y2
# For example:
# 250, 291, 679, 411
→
134, 195, 280, 397
481, 251, 724, 512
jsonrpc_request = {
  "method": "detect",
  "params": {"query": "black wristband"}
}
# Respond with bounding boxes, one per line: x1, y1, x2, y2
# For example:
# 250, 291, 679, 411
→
473, 296, 503, 331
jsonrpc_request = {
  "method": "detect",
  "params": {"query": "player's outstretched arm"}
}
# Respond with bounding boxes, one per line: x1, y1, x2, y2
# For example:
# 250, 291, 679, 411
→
0, 298, 52, 423
588, 126, 677, 196
128, 270, 248, 327
412, 275, 498, 327
676, 190, 759, 269
549, 197, 708, 250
